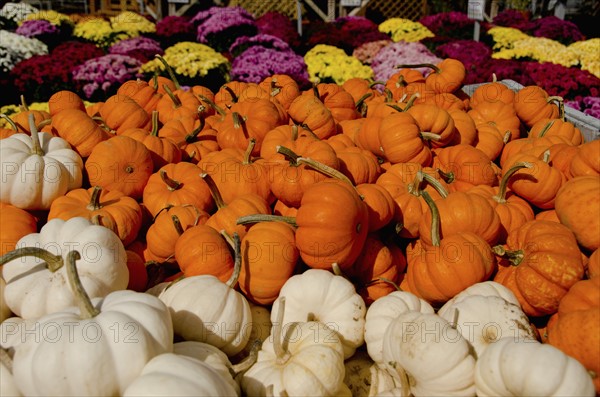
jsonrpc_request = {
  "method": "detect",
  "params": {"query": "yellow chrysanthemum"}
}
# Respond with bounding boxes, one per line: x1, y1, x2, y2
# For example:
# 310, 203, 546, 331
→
569, 38, 600, 78
22, 10, 73, 26
73, 17, 134, 47
486, 26, 530, 51
378, 18, 434, 42
304, 44, 373, 85
493, 37, 579, 67
110, 11, 155, 35
141, 42, 229, 78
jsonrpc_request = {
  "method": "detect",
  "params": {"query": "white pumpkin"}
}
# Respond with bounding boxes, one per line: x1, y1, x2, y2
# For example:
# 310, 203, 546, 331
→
0, 114, 82, 210
475, 337, 595, 396
173, 341, 241, 395
123, 353, 239, 397
438, 295, 536, 358
344, 350, 410, 397
1, 349, 21, 397
364, 290, 434, 364
158, 234, 251, 357
1, 217, 129, 319
10, 250, 173, 396
241, 297, 346, 397
270, 268, 366, 359
234, 302, 271, 361
437, 281, 520, 318
0, 277, 12, 322
382, 311, 476, 396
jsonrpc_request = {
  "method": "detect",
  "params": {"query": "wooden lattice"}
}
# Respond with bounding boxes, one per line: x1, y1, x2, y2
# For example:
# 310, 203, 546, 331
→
229, 0, 427, 20
229, 0, 303, 19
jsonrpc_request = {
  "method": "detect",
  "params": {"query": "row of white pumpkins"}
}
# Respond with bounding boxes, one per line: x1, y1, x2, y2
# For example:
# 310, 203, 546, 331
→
0, 216, 595, 396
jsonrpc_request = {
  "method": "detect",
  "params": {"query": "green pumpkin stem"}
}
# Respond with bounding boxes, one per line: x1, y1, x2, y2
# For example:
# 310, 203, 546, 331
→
436, 168, 455, 184
224, 231, 241, 288
162, 84, 182, 108
0, 114, 18, 132
535, 120, 555, 138
492, 245, 524, 266
420, 171, 449, 199
0, 247, 64, 273
185, 117, 206, 143
236, 214, 297, 228
160, 169, 182, 191
396, 63, 441, 74
86, 186, 103, 211
297, 156, 355, 188
420, 132, 442, 141
200, 172, 226, 210
198, 94, 226, 117
232, 112, 245, 129
231, 339, 261, 375
494, 162, 533, 203
420, 190, 441, 247
28, 113, 44, 156
356, 92, 373, 116
19, 95, 30, 112
150, 111, 160, 137
66, 250, 101, 319
276, 145, 300, 164
243, 138, 256, 165
154, 55, 181, 90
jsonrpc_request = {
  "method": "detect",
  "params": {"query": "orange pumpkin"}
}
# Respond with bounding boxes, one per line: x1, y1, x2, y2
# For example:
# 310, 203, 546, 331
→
47, 186, 143, 246
420, 58, 466, 94
554, 175, 600, 252
174, 224, 234, 282
347, 233, 407, 305
145, 205, 210, 263
287, 94, 337, 139
336, 146, 382, 185
404, 191, 496, 306
514, 86, 562, 127
493, 220, 585, 316
51, 108, 112, 158
124, 249, 148, 292
99, 94, 151, 134
406, 103, 457, 148
48, 90, 86, 116
569, 139, 600, 177
355, 183, 396, 232
303, 83, 359, 123
85, 135, 154, 200
588, 249, 600, 278
142, 162, 214, 218
0, 114, 19, 139
159, 116, 220, 164
529, 118, 583, 146
11, 95, 51, 134
0, 203, 38, 256
468, 100, 521, 142
258, 74, 301, 111
469, 78, 515, 108
117, 79, 163, 114
294, 179, 369, 271
378, 112, 433, 165
433, 144, 498, 191
385, 68, 425, 100
447, 109, 477, 146
238, 221, 298, 305
474, 123, 511, 162
535, 209, 560, 223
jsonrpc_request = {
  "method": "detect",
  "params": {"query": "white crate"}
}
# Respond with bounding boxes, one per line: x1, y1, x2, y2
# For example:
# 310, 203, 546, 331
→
462, 79, 600, 143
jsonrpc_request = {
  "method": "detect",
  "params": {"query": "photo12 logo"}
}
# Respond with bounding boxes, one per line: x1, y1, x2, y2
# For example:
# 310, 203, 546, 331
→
2, 320, 140, 344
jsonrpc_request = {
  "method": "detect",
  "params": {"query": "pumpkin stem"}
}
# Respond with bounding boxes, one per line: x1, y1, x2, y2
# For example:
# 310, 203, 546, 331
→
65, 250, 101, 319
0, 113, 18, 132
0, 348, 13, 374
373, 277, 402, 291
171, 214, 185, 236
503, 130, 511, 144
385, 103, 405, 113
299, 124, 321, 140
237, 214, 298, 228
332, 262, 344, 277
402, 93, 420, 112
232, 112, 245, 130
163, 84, 182, 108
436, 168, 455, 184
494, 162, 533, 203
297, 156, 355, 187
154, 55, 181, 90
535, 120, 555, 138
224, 231, 241, 288
356, 92, 373, 116
542, 149, 551, 164
290, 124, 299, 141
396, 63, 440, 74
231, 339, 261, 375
0, 247, 64, 272
19, 94, 30, 112
160, 169, 182, 191
276, 145, 300, 165
198, 94, 226, 117
492, 245, 524, 266
243, 138, 256, 165
491, 73, 497, 83
86, 186, 103, 211
420, 171, 449, 199
273, 296, 291, 364
223, 86, 239, 104
370, 80, 386, 88
200, 172, 226, 210
185, 117, 206, 143
151, 73, 159, 91
420, 190, 441, 247
150, 111, 160, 137
420, 132, 442, 141
312, 83, 320, 99
268, 77, 282, 96
450, 308, 459, 330
27, 113, 44, 156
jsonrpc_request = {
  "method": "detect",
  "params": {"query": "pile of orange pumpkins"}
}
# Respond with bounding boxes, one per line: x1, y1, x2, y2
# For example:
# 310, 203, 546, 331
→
0, 57, 598, 397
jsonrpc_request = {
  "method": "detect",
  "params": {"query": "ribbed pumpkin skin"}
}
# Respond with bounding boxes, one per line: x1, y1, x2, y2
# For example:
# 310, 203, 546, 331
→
0, 203, 37, 256
295, 179, 369, 271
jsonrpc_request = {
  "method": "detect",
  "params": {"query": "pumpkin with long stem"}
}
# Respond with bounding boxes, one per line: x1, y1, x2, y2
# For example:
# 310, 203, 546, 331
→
48, 185, 143, 246
514, 85, 563, 127
287, 93, 337, 139
11, 95, 51, 134
493, 219, 585, 317
467, 162, 535, 243
406, 103, 457, 148
529, 117, 583, 146
302, 83, 360, 123
159, 116, 220, 164
397, 58, 466, 94
468, 100, 521, 142
433, 143, 498, 191
405, 190, 496, 306
142, 161, 214, 217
